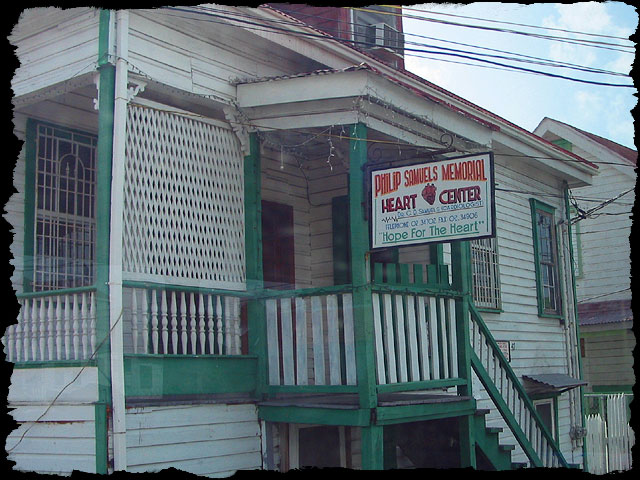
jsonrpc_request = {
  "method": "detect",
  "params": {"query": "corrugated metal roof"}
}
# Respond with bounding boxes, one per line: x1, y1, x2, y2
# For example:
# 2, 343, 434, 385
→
578, 299, 633, 326
523, 374, 587, 393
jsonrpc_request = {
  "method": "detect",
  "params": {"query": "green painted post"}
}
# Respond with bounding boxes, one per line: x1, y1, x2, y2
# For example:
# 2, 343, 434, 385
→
94, 9, 115, 474
244, 133, 267, 400
451, 240, 476, 468
349, 124, 383, 470
22, 119, 37, 293
361, 425, 385, 470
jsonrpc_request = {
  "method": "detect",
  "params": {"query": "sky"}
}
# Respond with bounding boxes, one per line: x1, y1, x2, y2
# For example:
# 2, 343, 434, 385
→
402, 2, 637, 150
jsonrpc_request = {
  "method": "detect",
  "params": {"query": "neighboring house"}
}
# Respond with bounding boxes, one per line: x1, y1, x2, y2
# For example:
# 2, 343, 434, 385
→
5, 7, 598, 475
533, 118, 636, 396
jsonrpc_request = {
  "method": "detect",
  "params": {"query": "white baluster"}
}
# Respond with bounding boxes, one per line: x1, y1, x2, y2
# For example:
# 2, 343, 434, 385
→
81, 293, 89, 359
15, 319, 23, 362
224, 297, 232, 356
233, 297, 241, 355
180, 292, 188, 354
47, 297, 54, 360
55, 295, 63, 360
30, 299, 39, 361
39, 298, 47, 361
72, 294, 80, 360
198, 293, 206, 355
6, 324, 15, 362
64, 295, 71, 360
207, 295, 214, 354
161, 290, 168, 354
19, 300, 27, 362
190, 293, 197, 355
131, 289, 139, 354
141, 290, 149, 353
170, 291, 178, 354
89, 292, 96, 357
151, 290, 159, 354
22, 300, 31, 362
216, 296, 223, 354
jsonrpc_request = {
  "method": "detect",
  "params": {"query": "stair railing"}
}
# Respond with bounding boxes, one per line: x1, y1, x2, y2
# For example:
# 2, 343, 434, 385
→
469, 303, 569, 468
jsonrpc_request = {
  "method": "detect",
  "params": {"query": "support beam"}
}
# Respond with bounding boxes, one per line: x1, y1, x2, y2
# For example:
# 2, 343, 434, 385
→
348, 123, 377, 411
451, 240, 475, 468
361, 425, 385, 470
94, 8, 115, 475
244, 133, 267, 399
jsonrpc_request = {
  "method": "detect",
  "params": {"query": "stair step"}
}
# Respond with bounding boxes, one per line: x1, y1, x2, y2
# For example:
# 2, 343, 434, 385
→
475, 408, 490, 416
511, 462, 528, 469
486, 426, 503, 434
499, 444, 515, 452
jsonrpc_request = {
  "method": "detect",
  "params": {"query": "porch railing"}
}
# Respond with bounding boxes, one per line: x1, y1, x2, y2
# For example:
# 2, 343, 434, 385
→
124, 284, 247, 356
372, 289, 458, 386
5, 287, 98, 363
469, 303, 569, 468
264, 286, 357, 388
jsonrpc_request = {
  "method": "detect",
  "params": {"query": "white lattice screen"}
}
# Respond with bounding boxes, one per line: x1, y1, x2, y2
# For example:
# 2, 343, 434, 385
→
123, 104, 246, 290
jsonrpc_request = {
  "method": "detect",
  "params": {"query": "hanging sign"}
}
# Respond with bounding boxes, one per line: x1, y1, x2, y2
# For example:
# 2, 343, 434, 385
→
370, 152, 495, 249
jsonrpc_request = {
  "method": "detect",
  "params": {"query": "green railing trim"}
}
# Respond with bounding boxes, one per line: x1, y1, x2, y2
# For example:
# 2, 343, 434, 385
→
16, 285, 98, 299
266, 385, 361, 395
371, 284, 463, 298
13, 360, 98, 369
121, 280, 253, 298
469, 303, 569, 468
257, 284, 354, 299
376, 377, 466, 394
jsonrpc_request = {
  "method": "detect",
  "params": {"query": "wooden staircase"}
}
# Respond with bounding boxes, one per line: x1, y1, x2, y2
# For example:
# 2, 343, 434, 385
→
474, 408, 519, 470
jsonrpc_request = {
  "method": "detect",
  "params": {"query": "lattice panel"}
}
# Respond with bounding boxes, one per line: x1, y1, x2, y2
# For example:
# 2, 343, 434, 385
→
123, 105, 246, 290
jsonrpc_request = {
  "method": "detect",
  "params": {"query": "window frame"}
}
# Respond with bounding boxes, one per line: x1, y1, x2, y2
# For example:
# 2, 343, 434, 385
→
533, 396, 559, 441
470, 236, 502, 311
529, 198, 563, 319
23, 118, 98, 292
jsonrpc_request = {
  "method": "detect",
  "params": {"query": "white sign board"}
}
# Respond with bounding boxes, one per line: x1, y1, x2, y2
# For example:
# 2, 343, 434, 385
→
371, 152, 495, 249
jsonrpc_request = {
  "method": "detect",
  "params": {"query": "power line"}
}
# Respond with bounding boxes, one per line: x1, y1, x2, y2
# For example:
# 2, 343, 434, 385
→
270, 5, 630, 78
384, 4, 635, 43
162, 6, 634, 88
349, 6, 635, 53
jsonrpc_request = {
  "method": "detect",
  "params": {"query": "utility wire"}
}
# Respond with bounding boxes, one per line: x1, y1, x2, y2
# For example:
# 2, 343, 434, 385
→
577, 288, 631, 304
348, 6, 635, 53
570, 187, 634, 224
383, 4, 635, 43
162, 6, 634, 88
271, 5, 630, 77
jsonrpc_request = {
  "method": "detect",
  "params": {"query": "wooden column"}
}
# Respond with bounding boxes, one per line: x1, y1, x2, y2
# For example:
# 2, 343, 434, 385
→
94, 9, 115, 474
349, 123, 383, 469
451, 240, 476, 468
244, 133, 267, 399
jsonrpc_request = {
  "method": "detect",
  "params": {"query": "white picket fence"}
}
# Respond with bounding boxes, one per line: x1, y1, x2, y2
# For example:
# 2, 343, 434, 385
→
585, 394, 634, 474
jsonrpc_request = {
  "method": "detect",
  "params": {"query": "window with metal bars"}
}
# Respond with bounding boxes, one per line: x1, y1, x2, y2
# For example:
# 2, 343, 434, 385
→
31, 122, 97, 291
471, 237, 501, 309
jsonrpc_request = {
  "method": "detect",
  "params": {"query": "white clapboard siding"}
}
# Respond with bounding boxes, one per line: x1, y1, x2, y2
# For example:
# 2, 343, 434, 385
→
128, 11, 320, 104
261, 146, 312, 289
10, 8, 100, 98
126, 403, 262, 476
8, 399, 97, 474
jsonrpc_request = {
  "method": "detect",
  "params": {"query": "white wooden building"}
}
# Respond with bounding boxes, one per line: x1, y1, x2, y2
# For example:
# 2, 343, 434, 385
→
534, 118, 636, 396
5, 6, 597, 474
